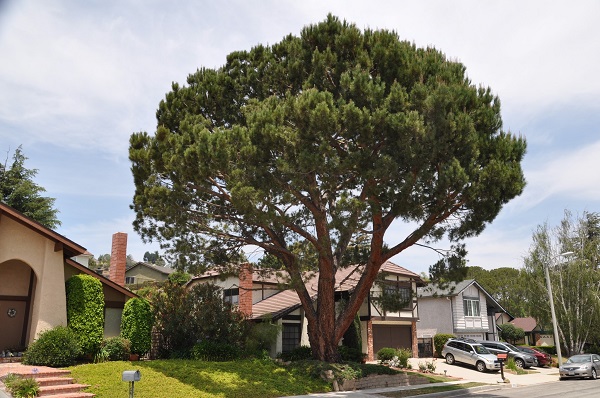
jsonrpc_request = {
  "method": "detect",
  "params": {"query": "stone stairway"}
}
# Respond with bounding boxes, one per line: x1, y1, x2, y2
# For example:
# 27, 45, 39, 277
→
0, 364, 94, 398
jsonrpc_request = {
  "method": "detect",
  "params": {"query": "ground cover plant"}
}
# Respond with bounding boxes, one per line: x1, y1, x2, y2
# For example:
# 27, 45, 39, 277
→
68, 358, 434, 397
69, 359, 331, 398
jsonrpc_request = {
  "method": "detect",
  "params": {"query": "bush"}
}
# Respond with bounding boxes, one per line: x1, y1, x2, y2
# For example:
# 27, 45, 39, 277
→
191, 340, 241, 361
102, 337, 131, 361
535, 346, 556, 355
66, 274, 105, 356
121, 298, 153, 356
22, 326, 81, 367
433, 333, 455, 357
279, 346, 313, 362
245, 321, 280, 356
396, 348, 412, 368
2, 374, 39, 398
342, 314, 362, 352
376, 347, 397, 362
339, 346, 366, 363
149, 282, 248, 359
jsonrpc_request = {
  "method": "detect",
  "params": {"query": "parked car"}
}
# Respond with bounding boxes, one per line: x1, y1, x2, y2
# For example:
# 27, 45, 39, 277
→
478, 341, 537, 368
518, 346, 552, 367
442, 338, 501, 372
559, 354, 600, 380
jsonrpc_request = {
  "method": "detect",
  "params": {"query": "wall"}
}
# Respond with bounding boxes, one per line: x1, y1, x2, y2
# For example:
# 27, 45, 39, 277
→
126, 265, 170, 284
0, 216, 67, 344
417, 298, 453, 334
453, 285, 489, 332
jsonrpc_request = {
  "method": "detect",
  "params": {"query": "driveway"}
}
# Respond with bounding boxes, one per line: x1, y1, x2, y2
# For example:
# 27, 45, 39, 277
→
409, 357, 560, 386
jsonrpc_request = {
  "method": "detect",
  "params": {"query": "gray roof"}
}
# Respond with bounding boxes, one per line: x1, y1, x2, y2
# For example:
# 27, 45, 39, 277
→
417, 279, 477, 297
127, 261, 175, 275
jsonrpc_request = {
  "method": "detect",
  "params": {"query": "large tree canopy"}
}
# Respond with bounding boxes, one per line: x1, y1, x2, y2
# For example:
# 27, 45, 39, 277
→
130, 15, 526, 361
524, 211, 600, 356
1, 146, 61, 228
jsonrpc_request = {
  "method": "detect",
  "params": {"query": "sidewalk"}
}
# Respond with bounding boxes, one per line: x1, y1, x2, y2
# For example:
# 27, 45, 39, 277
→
284, 358, 561, 398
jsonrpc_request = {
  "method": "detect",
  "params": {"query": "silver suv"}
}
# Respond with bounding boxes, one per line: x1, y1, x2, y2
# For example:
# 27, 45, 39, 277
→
442, 338, 500, 372
478, 341, 537, 369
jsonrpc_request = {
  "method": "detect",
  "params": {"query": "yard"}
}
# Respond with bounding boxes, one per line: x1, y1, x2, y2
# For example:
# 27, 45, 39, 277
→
69, 359, 329, 398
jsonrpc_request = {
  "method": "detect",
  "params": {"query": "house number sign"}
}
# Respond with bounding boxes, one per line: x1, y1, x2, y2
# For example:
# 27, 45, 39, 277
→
7, 308, 17, 318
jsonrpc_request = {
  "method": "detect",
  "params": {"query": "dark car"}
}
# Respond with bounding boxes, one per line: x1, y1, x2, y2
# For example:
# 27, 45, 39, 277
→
559, 354, 600, 380
479, 341, 537, 368
518, 346, 552, 367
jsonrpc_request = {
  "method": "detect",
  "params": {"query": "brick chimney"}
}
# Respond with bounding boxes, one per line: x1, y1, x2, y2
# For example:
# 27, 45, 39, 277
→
238, 263, 253, 316
109, 232, 127, 287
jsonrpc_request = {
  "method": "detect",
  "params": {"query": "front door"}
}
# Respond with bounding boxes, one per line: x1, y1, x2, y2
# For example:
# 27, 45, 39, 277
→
0, 300, 27, 350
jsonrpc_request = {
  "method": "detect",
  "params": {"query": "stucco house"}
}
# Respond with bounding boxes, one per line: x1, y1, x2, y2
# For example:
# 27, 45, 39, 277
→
187, 261, 425, 360
416, 279, 511, 356
0, 202, 135, 351
125, 261, 174, 286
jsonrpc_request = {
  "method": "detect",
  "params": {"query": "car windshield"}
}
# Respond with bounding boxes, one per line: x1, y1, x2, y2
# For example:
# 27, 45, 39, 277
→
503, 343, 518, 351
567, 355, 592, 364
474, 345, 490, 354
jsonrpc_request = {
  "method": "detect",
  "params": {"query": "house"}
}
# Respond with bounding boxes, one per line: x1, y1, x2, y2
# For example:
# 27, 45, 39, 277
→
125, 261, 174, 286
416, 279, 511, 356
0, 202, 136, 351
187, 261, 425, 360
509, 317, 552, 346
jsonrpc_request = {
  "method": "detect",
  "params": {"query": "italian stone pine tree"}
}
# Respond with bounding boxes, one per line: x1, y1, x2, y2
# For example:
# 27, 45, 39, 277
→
129, 15, 527, 362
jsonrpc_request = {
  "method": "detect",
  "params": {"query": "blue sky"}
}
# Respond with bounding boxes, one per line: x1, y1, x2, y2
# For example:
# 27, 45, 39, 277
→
1, 0, 599, 274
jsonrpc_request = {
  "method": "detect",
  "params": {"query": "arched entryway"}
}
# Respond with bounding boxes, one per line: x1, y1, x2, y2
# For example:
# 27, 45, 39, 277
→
0, 259, 36, 351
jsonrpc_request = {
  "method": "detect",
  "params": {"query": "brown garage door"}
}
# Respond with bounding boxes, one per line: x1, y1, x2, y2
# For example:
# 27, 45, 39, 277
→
372, 324, 411, 354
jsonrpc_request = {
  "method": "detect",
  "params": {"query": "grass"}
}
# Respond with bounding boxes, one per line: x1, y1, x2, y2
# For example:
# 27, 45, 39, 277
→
378, 382, 485, 397
68, 359, 332, 398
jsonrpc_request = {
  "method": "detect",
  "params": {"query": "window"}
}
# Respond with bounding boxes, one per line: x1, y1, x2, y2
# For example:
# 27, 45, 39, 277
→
125, 276, 135, 284
224, 288, 239, 304
282, 324, 301, 353
463, 298, 480, 317
377, 282, 412, 312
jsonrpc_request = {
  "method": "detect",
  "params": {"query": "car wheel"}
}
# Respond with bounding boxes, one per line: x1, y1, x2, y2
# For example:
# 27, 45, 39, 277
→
445, 353, 455, 365
559, 377, 565, 381
515, 358, 524, 369
476, 361, 486, 373
591, 368, 597, 380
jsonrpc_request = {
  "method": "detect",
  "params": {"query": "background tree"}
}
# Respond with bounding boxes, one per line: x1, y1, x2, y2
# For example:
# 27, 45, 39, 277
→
0, 146, 60, 228
523, 210, 600, 356
498, 323, 525, 345
130, 15, 526, 361
466, 266, 529, 317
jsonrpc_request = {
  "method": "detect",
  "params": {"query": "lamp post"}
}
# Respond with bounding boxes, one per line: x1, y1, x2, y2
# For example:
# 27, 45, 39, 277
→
544, 251, 573, 366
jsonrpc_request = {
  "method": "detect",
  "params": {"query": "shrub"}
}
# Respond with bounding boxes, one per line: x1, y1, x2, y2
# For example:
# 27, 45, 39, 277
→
66, 274, 105, 356
499, 324, 525, 344
376, 347, 397, 362
191, 340, 241, 361
342, 314, 362, 352
433, 333, 455, 357
102, 337, 131, 361
121, 298, 153, 356
149, 282, 248, 358
279, 346, 313, 362
245, 321, 280, 357
22, 326, 81, 367
396, 348, 412, 368
339, 346, 366, 363
535, 345, 556, 355
2, 374, 39, 398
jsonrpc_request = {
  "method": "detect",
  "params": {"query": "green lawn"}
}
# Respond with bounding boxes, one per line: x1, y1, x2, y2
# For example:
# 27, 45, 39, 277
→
69, 359, 331, 398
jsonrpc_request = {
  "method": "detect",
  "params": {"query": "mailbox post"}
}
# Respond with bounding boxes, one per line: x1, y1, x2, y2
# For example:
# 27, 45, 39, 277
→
497, 353, 507, 381
122, 370, 141, 398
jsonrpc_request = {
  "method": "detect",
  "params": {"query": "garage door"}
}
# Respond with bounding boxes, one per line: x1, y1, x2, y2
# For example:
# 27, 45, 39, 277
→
372, 324, 412, 354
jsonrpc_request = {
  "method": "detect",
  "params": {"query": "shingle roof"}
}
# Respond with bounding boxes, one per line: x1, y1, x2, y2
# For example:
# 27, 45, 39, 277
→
250, 260, 423, 320
510, 317, 538, 332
